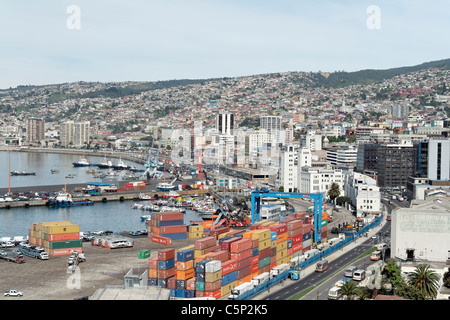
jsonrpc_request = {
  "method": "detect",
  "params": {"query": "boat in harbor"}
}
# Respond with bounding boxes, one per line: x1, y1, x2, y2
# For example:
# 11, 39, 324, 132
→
48, 187, 94, 207
162, 190, 180, 199
98, 158, 113, 169
138, 193, 156, 201
73, 157, 91, 167
10, 170, 36, 176
51, 169, 60, 174
113, 158, 129, 170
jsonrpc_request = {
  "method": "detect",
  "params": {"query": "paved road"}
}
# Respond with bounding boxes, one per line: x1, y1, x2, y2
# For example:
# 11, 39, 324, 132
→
253, 214, 389, 300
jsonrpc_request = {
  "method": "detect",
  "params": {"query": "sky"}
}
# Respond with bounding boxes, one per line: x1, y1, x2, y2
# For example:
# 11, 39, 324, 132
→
0, 0, 449, 89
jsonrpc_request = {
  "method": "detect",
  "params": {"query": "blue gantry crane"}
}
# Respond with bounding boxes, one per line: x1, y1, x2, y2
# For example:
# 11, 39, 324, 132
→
250, 189, 323, 243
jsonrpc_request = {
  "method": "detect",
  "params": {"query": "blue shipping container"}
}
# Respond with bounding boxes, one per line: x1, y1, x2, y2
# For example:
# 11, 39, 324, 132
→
157, 220, 184, 227
169, 288, 176, 297
271, 231, 277, 241
176, 279, 186, 289
195, 260, 208, 273
161, 232, 187, 240
148, 278, 158, 286
176, 289, 186, 298
177, 249, 194, 262
158, 258, 175, 270
185, 290, 196, 298
303, 232, 311, 241
251, 247, 259, 257
221, 270, 238, 286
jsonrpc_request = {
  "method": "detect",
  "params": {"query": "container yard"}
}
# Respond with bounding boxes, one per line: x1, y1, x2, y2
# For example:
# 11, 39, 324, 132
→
146, 211, 319, 300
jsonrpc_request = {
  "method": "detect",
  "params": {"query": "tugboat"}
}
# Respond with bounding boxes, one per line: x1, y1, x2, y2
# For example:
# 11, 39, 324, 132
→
113, 158, 129, 170
48, 186, 94, 207
73, 157, 91, 167
98, 157, 113, 169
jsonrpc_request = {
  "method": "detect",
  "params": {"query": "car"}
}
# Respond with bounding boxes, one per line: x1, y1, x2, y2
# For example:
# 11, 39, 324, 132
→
4, 290, 23, 297
386, 216, 392, 221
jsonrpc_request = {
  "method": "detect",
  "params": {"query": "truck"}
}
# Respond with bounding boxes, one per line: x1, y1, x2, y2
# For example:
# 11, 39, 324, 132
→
228, 282, 254, 300
0, 250, 25, 263
4, 289, 23, 297
68, 250, 86, 265
18, 245, 49, 260
304, 249, 320, 259
251, 272, 270, 286
270, 263, 290, 277
289, 254, 306, 268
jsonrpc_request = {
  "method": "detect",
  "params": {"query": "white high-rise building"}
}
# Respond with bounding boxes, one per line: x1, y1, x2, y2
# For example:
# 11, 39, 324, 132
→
245, 131, 276, 167
60, 120, 90, 147
260, 116, 281, 143
427, 137, 450, 181
298, 166, 344, 198
216, 113, 235, 135
277, 145, 299, 192
345, 172, 381, 216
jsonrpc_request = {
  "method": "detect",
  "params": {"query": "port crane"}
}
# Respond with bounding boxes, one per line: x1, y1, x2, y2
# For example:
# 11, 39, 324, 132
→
144, 136, 164, 179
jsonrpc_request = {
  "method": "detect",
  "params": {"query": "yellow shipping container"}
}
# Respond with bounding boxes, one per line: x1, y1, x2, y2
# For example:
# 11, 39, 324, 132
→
221, 280, 237, 296
178, 244, 195, 252
189, 225, 204, 233
205, 270, 222, 283
258, 239, 271, 250
276, 250, 287, 261
252, 229, 271, 241
276, 256, 290, 265
276, 240, 287, 251
189, 232, 203, 239
271, 241, 276, 248
43, 224, 80, 235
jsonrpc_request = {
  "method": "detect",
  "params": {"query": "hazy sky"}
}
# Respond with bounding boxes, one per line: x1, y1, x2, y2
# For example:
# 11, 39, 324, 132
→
1, 0, 449, 88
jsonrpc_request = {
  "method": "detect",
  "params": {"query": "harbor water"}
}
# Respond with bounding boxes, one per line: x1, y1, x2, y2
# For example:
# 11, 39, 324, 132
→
0, 151, 203, 238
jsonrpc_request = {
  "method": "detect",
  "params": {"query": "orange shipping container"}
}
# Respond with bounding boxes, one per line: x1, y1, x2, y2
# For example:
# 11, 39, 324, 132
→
149, 268, 158, 278
276, 232, 288, 243
177, 268, 194, 280
50, 247, 83, 257
46, 232, 80, 242
204, 289, 221, 299
176, 260, 194, 271
158, 267, 175, 279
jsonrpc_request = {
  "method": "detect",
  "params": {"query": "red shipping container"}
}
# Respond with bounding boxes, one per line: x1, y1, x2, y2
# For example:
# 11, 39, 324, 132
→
251, 256, 259, 266
251, 263, 259, 274
206, 250, 229, 262
258, 247, 271, 259
236, 257, 251, 270
303, 224, 312, 234
230, 248, 251, 262
204, 245, 220, 254
151, 235, 172, 245
167, 277, 177, 289
220, 237, 241, 251
196, 290, 205, 297
259, 265, 270, 274
251, 238, 259, 248
287, 228, 303, 238
269, 223, 287, 235
204, 289, 221, 299
226, 229, 246, 238
270, 256, 276, 265
149, 257, 159, 269
204, 280, 221, 291
186, 277, 196, 291
160, 225, 187, 234
194, 236, 216, 250
281, 216, 296, 224
221, 259, 238, 275
158, 248, 175, 261
155, 212, 184, 221
237, 265, 251, 279
46, 232, 79, 242
292, 243, 302, 253
230, 238, 252, 253
158, 267, 175, 278
289, 234, 302, 245
302, 246, 311, 254
287, 220, 303, 231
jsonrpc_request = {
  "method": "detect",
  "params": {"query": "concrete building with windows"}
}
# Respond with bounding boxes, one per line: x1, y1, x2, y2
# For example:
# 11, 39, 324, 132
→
26, 117, 45, 143
345, 171, 381, 217
392, 197, 450, 263
276, 144, 298, 192
60, 120, 90, 147
297, 166, 345, 199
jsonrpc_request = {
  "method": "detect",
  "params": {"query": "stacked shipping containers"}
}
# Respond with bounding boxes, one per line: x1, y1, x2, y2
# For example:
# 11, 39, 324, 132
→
148, 212, 187, 240
28, 221, 82, 256
175, 248, 195, 298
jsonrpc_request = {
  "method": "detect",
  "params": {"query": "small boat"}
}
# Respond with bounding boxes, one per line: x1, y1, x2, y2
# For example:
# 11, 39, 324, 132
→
113, 159, 129, 170
140, 215, 152, 222
156, 182, 176, 192
139, 193, 156, 201
65, 176, 74, 178
51, 169, 60, 174
10, 170, 36, 176
48, 187, 94, 207
73, 157, 91, 167
98, 158, 113, 169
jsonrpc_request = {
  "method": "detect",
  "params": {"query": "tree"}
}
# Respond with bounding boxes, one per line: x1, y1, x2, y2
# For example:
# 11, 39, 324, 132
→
443, 270, 450, 288
407, 264, 440, 300
328, 183, 341, 203
381, 258, 404, 290
338, 280, 361, 300
336, 196, 351, 206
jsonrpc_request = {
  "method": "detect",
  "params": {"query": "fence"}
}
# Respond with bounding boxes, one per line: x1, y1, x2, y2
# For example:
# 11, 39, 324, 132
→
233, 214, 384, 300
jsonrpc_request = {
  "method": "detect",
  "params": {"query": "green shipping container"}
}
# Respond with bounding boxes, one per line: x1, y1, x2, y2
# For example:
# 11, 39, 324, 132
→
195, 281, 205, 291
49, 239, 82, 249
138, 250, 150, 259
258, 256, 271, 269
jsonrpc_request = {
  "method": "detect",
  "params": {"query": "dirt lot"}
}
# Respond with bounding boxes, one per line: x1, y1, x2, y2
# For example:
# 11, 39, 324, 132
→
0, 235, 197, 300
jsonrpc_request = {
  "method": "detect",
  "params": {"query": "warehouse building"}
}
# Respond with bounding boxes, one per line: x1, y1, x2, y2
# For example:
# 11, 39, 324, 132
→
391, 197, 450, 263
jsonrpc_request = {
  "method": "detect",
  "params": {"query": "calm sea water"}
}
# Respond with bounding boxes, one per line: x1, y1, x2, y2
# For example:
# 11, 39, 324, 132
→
0, 151, 202, 238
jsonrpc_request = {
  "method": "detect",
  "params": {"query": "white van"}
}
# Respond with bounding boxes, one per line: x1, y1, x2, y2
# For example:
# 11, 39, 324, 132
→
353, 269, 365, 281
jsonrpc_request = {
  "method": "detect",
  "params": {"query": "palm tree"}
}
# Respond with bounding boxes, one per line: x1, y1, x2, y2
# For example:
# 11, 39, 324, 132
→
338, 280, 360, 300
407, 264, 440, 299
328, 183, 341, 203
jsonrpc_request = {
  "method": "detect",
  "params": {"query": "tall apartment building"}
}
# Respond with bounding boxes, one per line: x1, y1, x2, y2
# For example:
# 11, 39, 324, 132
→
325, 145, 357, 168
277, 145, 298, 192
297, 166, 345, 197
357, 142, 417, 188
427, 138, 450, 181
60, 120, 90, 147
299, 130, 322, 151
245, 131, 275, 167
216, 113, 234, 135
260, 116, 281, 143
26, 117, 45, 143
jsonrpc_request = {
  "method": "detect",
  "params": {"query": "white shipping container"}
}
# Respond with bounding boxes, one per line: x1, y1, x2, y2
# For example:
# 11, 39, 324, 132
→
302, 238, 312, 248
205, 260, 221, 273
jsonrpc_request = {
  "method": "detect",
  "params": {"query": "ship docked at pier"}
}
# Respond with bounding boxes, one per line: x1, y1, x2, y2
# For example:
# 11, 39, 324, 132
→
48, 187, 94, 207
